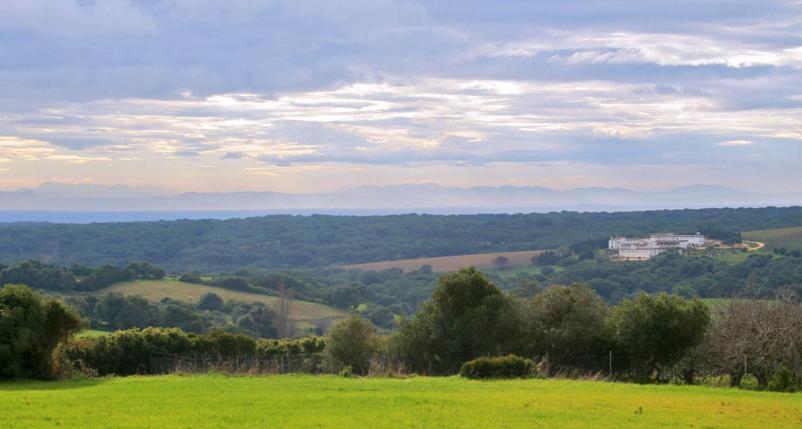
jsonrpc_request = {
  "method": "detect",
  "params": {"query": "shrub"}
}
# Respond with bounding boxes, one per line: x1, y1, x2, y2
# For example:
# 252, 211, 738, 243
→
0, 285, 83, 379
767, 366, 801, 393
460, 355, 535, 379
740, 373, 760, 390
699, 374, 731, 388
326, 316, 377, 376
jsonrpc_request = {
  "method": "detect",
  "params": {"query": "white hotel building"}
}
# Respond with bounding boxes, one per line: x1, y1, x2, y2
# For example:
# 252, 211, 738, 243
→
608, 233, 706, 260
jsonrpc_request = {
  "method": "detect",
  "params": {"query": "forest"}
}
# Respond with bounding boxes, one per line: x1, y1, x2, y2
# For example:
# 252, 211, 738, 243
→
1, 206, 801, 271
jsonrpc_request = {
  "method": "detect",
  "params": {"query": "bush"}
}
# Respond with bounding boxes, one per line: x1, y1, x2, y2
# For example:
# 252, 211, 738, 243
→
699, 374, 731, 388
326, 316, 378, 376
740, 373, 760, 390
459, 355, 535, 379
0, 285, 83, 379
767, 366, 801, 393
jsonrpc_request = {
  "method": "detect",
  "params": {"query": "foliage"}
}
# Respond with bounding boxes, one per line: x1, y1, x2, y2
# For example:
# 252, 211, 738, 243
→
394, 268, 523, 374
609, 293, 710, 382
326, 316, 378, 375
197, 293, 224, 311
767, 366, 802, 393
459, 355, 535, 379
0, 261, 164, 293
525, 285, 609, 371
60, 328, 259, 376
740, 374, 760, 390
0, 284, 82, 379
703, 297, 802, 388
3, 206, 802, 271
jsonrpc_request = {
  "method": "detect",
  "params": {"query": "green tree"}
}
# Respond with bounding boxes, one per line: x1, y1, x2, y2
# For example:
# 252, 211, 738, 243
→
395, 267, 523, 374
0, 285, 83, 379
326, 316, 378, 375
527, 285, 609, 371
609, 293, 710, 382
197, 292, 224, 311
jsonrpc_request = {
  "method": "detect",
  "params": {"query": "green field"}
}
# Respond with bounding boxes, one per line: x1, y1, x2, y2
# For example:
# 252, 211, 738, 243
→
75, 329, 112, 338
101, 280, 347, 331
744, 226, 802, 250
1, 375, 801, 428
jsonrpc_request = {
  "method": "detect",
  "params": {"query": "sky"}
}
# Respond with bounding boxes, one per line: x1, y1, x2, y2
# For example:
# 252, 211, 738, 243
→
1, 0, 801, 194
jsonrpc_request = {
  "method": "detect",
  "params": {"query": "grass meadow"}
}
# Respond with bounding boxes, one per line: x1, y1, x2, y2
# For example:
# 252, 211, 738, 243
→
2, 375, 801, 428
342, 249, 546, 273
103, 280, 347, 331
744, 226, 802, 251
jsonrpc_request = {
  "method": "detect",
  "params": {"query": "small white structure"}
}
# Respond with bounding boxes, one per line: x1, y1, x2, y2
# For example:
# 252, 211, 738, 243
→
609, 232, 706, 260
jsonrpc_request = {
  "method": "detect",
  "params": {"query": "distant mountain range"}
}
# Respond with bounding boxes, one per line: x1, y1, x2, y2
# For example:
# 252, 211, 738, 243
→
1, 182, 801, 219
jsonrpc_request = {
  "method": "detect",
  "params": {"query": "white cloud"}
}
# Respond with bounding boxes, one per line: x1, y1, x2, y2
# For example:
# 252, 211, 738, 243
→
486, 31, 802, 70
718, 140, 754, 146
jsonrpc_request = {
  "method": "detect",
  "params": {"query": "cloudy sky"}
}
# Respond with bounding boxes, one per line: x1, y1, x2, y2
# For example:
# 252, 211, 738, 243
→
1, 0, 801, 193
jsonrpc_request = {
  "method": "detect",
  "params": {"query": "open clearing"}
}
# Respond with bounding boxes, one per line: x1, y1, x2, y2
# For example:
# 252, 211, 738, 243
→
343, 249, 546, 273
2, 375, 801, 428
102, 280, 347, 331
744, 226, 802, 251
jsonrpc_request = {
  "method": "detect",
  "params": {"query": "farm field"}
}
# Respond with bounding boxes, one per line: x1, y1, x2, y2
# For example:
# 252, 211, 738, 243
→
75, 329, 111, 338
102, 280, 347, 331
2, 375, 801, 428
343, 249, 546, 273
744, 226, 802, 251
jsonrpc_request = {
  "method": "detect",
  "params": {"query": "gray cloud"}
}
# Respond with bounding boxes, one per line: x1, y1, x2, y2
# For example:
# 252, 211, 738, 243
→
1, 1, 801, 192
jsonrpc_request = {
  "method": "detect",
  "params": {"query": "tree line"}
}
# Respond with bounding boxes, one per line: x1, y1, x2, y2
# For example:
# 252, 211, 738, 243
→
1, 206, 800, 271
0, 260, 165, 292
5, 268, 802, 392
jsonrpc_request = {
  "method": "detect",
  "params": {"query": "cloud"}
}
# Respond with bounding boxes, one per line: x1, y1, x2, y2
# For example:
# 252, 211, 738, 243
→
1, 1, 802, 192
718, 140, 754, 146
0, 136, 110, 163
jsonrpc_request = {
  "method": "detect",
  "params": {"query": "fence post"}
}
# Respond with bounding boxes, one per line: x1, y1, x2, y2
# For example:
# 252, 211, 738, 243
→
608, 350, 613, 379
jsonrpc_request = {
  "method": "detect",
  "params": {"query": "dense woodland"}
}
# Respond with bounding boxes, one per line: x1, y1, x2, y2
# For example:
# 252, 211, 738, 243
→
1, 206, 801, 271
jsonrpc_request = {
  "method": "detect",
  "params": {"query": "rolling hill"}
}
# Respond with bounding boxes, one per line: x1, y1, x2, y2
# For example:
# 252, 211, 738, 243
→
743, 226, 802, 251
343, 250, 545, 273
3, 206, 802, 271
101, 280, 347, 331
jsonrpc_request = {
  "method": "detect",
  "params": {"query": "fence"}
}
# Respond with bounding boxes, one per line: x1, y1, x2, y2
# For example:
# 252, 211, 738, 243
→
149, 352, 324, 375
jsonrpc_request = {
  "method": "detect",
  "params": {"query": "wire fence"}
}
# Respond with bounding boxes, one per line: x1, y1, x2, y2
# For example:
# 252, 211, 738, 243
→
149, 352, 324, 375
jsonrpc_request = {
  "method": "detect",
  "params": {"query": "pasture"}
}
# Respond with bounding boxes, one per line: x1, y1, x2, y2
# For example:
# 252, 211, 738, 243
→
2, 375, 801, 428
343, 249, 545, 273
743, 226, 802, 250
102, 280, 347, 331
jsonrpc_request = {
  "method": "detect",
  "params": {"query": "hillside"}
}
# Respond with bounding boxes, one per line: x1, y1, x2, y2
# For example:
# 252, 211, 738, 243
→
343, 250, 545, 273
102, 280, 346, 331
3, 375, 801, 428
744, 226, 802, 251
2, 206, 802, 271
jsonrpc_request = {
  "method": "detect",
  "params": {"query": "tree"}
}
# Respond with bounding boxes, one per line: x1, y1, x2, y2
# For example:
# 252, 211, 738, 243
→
273, 280, 294, 338
395, 267, 523, 374
527, 285, 609, 371
704, 295, 802, 387
197, 293, 224, 311
327, 316, 378, 375
609, 293, 709, 382
125, 262, 166, 280
0, 285, 82, 379
493, 256, 510, 271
